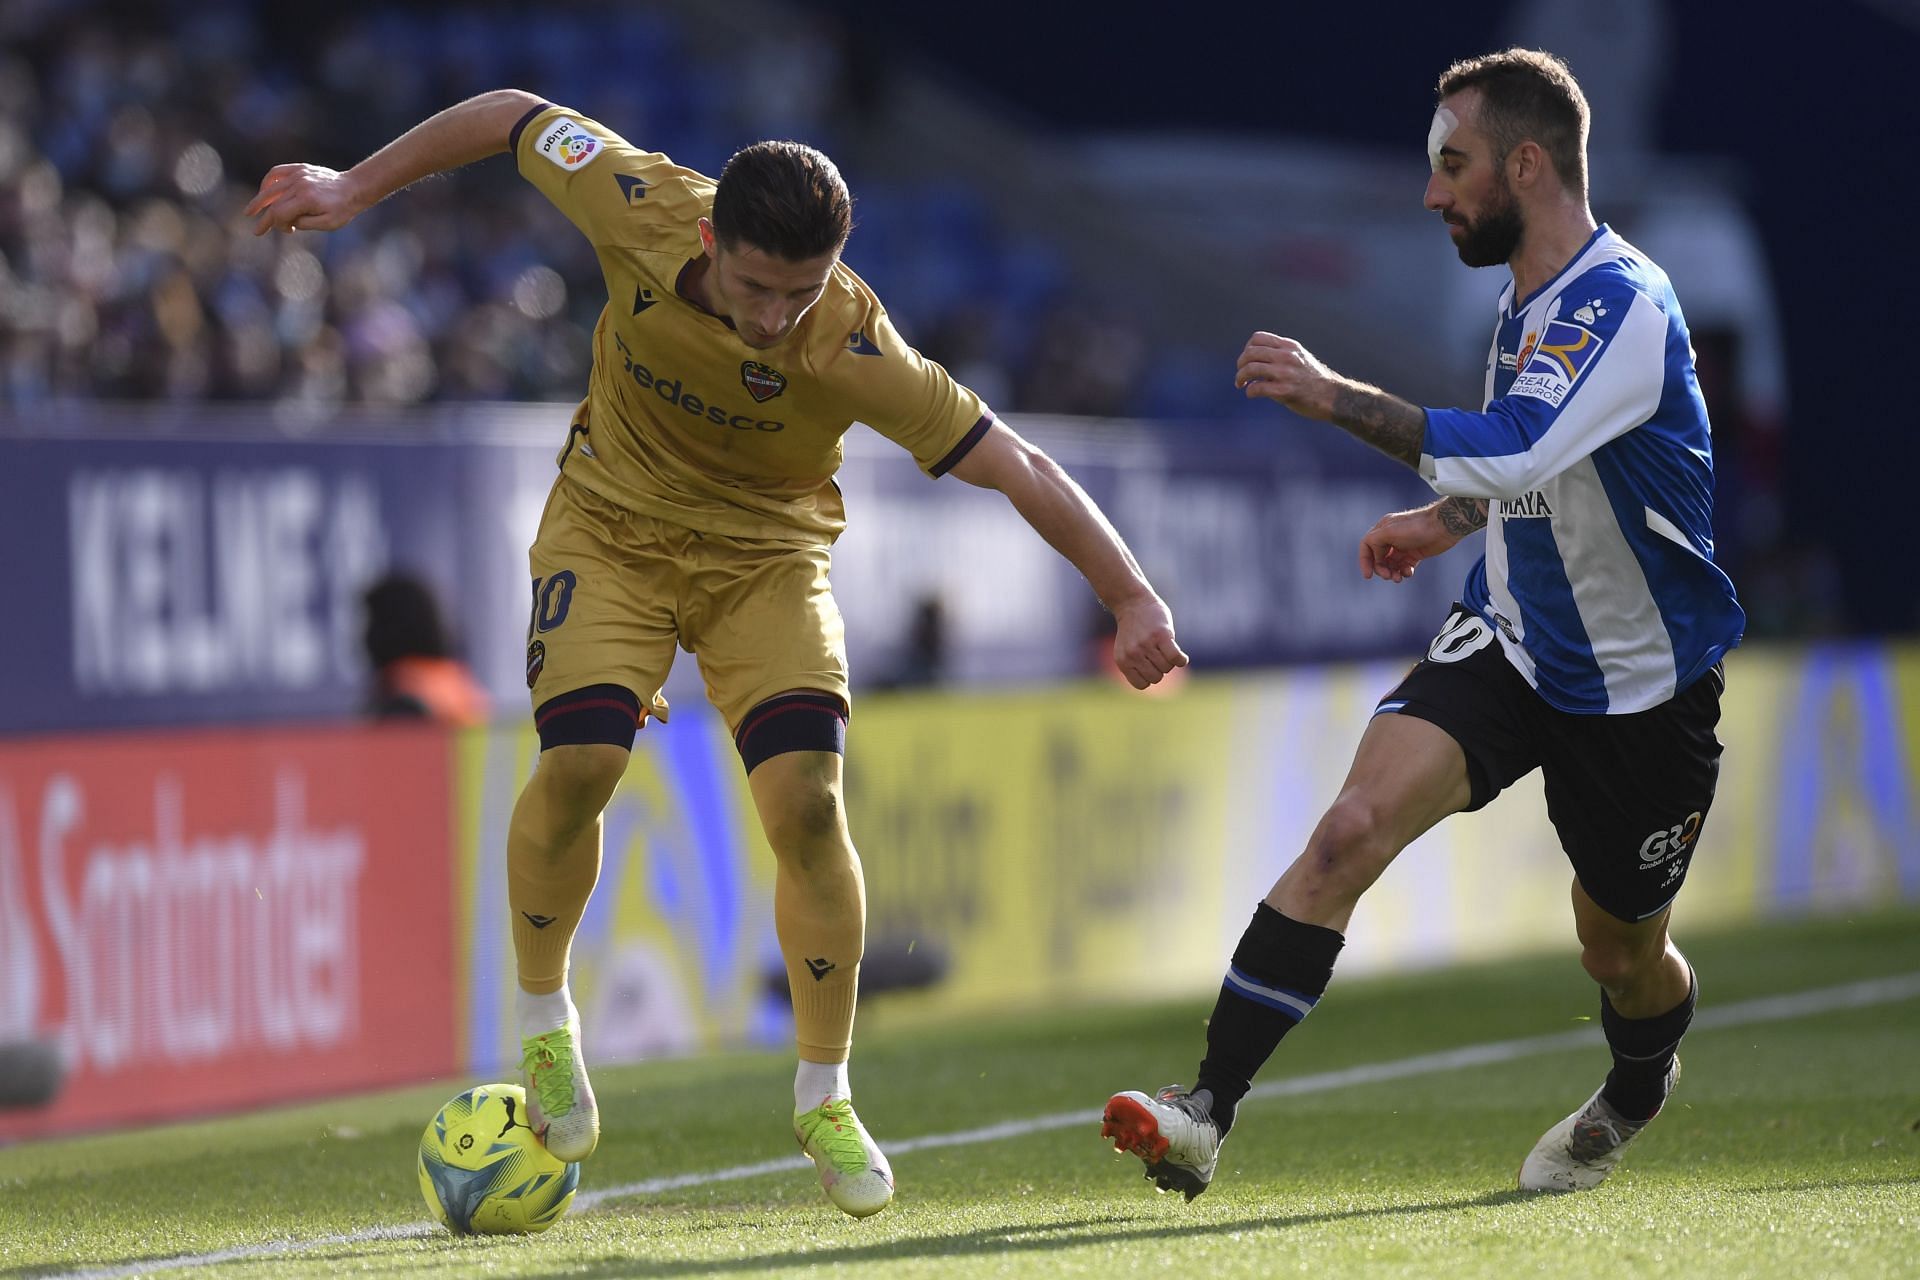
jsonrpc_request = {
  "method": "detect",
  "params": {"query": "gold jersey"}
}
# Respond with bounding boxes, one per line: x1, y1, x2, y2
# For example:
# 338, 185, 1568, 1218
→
513, 104, 993, 546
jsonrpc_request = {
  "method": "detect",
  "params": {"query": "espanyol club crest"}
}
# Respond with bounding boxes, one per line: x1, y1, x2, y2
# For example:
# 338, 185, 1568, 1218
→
741, 361, 787, 403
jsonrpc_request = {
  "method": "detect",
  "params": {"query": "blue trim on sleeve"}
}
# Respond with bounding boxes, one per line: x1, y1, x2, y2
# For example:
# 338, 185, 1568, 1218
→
507, 103, 550, 156
929, 413, 995, 478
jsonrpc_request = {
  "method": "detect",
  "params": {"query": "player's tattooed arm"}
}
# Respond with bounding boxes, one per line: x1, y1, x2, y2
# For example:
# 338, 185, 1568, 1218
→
1328, 383, 1428, 470
1436, 496, 1489, 536
1235, 334, 1426, 468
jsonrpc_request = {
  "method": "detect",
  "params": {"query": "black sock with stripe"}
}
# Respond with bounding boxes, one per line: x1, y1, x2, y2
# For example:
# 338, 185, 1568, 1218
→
1599, 969, 1696, 1121
1192, 903, 1345, 1136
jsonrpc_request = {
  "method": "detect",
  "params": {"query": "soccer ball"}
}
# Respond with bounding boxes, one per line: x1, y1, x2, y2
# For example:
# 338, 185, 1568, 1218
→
417, 1082, 581, 1235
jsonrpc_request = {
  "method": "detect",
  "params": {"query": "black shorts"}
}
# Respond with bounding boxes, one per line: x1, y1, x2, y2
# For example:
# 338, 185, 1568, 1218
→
1379, 605, 1725, 923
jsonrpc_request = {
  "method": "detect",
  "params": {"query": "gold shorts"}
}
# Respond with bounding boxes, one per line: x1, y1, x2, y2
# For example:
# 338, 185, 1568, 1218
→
526, 475, 849, 732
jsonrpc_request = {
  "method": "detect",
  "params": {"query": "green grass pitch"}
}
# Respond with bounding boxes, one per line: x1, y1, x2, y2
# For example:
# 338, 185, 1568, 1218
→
2, 908, 1915, 1278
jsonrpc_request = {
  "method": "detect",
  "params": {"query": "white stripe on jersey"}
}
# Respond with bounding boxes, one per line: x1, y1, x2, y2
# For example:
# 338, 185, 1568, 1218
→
1482, 501, 1535, 687
1548, 455, 1677, 709
1643, 506, 1699, 555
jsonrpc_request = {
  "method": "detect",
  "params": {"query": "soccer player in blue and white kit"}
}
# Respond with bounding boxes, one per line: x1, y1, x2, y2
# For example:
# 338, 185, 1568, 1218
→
1101, 48, 1745, 1197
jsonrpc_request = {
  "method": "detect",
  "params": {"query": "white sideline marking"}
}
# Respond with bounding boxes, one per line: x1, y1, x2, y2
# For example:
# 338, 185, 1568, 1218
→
46, 971, 1920, 1278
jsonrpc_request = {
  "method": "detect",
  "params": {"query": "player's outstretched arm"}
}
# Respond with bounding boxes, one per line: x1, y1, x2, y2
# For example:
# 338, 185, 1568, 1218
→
1358, 497, 1486, 583
946, 421, 1188, 689
1234, 331, 1428, 471
247, 89, 544, 236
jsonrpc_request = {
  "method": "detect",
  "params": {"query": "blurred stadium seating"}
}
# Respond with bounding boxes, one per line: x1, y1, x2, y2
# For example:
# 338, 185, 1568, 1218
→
0, 0, 1866, 638
0, 0, 1158, 416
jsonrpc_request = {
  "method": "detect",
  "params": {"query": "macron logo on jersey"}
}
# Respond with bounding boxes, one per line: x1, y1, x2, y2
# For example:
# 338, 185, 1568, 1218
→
1509, 319, 1605, 408
536, 118, 603, 170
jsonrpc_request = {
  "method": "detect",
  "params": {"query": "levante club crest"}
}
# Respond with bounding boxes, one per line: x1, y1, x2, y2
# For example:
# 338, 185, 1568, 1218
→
741, 361, 787, 403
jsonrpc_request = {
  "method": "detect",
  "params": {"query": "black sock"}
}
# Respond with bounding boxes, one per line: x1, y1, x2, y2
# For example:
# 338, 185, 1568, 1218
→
1599, 969, 1697, 1121
1192, 903, 1345, 1136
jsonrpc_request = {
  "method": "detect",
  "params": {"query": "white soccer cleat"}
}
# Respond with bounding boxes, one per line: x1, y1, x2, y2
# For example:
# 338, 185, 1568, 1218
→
521, 1020, 599, 1164
1519, 1059, 1679, 1192
795, 1097, 894, 1218
1101, 1085, 1222, 1201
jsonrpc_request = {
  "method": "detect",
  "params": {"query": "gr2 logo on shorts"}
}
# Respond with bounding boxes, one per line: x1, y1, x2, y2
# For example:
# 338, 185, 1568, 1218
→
1638, 811, 1703, 879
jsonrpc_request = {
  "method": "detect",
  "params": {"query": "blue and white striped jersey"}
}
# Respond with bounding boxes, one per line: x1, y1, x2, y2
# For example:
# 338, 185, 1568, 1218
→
1419, 225, 1744, 714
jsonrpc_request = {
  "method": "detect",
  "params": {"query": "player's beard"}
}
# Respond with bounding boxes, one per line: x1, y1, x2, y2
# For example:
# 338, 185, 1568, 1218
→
1450, 174, 1524, 268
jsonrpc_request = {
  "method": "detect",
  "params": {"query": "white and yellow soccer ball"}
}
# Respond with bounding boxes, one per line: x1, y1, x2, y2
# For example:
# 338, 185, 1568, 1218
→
417, 1082, 580, 1235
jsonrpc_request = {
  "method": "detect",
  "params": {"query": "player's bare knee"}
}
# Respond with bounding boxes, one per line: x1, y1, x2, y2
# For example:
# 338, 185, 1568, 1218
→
1579, 936, 1660, 993
761, 783, 848, 869
535, 743, 629, 821
1306, 796, 1393, 887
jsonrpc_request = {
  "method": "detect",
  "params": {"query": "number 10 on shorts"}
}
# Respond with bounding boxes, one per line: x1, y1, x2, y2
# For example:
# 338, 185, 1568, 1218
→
530, 571, 578, 635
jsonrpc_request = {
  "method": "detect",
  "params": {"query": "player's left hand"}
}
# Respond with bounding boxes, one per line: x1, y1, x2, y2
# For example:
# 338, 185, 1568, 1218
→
1234, 331, 1340, 419
1359, 503, 1467, 583
1110, 595, 1189, 690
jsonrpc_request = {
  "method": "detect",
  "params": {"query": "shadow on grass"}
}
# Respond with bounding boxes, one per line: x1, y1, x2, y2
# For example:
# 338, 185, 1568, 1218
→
1723, 1170, 1920, 1195
13, 1172, 1918, 1276
513, 1187, 1537, 1279
0, 1189, 1534, 1279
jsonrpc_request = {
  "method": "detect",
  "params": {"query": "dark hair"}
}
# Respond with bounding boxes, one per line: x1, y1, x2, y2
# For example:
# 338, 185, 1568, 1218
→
363, 571, 452, 667
1438, 48, 1590, 201
711, 140, 853, 261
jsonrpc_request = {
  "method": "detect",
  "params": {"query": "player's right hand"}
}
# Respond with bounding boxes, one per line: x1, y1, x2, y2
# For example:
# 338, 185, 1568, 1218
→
246, 164, 366, 236
1111, 595, 1190, 690
1234, 331, 1340, 420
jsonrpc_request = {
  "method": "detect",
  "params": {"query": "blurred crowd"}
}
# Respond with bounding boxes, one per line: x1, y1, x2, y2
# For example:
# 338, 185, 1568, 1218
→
0, 0, 1136, 416
0, 0, 1842, 635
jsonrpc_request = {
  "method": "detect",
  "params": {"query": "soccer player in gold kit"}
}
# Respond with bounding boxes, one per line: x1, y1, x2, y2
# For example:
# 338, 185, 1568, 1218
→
249, 90, 1187, 1218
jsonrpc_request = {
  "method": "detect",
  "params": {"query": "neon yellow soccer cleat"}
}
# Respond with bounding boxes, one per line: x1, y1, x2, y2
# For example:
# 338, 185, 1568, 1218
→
520, 1022, 599, 1164
794, 1097, 894, 1218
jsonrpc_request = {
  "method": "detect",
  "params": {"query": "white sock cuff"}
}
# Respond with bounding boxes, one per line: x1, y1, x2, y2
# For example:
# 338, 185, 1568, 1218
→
795, 1059, 850, 1112
517, 987, 577, 1041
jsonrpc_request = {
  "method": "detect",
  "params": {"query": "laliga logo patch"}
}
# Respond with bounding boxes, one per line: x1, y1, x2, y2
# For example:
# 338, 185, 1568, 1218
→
1510, 320, 1605, 408
740, 360, 787, 403
536, 118, 603, 170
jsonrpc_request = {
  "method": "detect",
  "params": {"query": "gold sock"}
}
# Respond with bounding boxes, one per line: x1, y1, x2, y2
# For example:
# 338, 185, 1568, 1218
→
775, 845, 865, 1064
507, 771, 604, 996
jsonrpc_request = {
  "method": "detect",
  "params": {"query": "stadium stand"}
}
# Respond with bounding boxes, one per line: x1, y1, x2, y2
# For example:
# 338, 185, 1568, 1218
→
0, 0, 1146, 415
